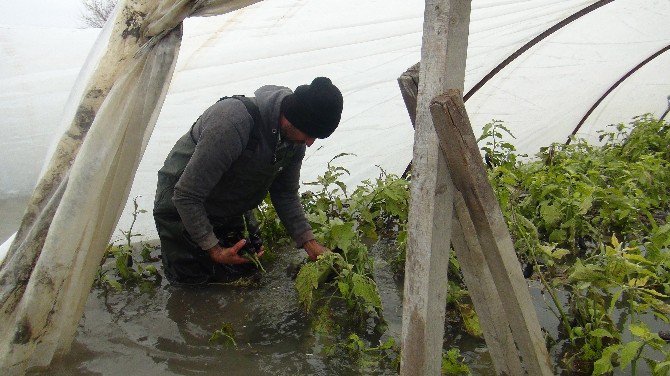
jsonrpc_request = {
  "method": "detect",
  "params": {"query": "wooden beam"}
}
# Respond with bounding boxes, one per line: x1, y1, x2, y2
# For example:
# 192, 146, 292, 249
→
398, 63, 524, 376
398, 63, 420, 179
451, 192, 525, 375
430, 90, 554, 375
397, 63, 419, 177
397, 63, 420, 129
400, 0, 471, 374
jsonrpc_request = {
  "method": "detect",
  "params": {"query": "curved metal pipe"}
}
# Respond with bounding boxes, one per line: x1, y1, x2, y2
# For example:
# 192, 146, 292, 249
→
464, 0, 614, 102
567, 44, 670, 143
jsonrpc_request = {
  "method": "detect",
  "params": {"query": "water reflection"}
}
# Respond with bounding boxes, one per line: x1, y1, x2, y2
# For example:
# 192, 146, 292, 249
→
29, 243, 498, 375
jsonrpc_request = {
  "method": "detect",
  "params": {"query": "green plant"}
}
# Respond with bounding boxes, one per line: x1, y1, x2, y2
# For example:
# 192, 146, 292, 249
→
209, 322, 237, 347
486, 116, 670, 258
338, 333, 399, 373
346, 166, 410, 240
240, 214, 265, 272
261, 115, 669, 373
288, 154, 415, 359
481, 116, 670, 373
593, 323, 670, 376
476, 119, 522, 168
302, 153, 354, 217
294, 155, 413, 332
96, 196, 161, 291
441, 348, 471, 375
561, 235, 670, 372
295, 252, 384, 330
255, 194, 291, 253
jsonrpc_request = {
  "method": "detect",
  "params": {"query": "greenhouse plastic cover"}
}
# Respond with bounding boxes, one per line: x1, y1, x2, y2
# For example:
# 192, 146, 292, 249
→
1, 0, 669, 244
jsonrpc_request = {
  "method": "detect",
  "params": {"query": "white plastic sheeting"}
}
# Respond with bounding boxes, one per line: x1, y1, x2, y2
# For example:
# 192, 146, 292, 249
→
0, 0, 668, 368
0, 27, 99, 196
2, 0, 668, 245
466, 0, 670, 151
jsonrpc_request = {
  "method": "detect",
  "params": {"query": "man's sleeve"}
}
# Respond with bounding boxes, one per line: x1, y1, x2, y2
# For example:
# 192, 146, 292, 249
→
268, 145, 314, 247
173, 100, 253, 250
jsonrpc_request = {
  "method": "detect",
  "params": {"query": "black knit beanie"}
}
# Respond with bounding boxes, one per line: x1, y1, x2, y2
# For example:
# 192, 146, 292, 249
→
282, 77, 343, 139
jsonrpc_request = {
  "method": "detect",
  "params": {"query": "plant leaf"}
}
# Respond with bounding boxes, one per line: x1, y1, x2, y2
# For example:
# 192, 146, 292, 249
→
589, 328, 614, 338
619, 341, 643, 369
351, 273, 382, 310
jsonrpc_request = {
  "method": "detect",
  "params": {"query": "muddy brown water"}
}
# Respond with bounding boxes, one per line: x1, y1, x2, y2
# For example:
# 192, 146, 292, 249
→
24, 241, 498, 375
19, 239, 670, 376
0, 196, 494, 375
1, 199, 664, 375
27, 241, 668, 376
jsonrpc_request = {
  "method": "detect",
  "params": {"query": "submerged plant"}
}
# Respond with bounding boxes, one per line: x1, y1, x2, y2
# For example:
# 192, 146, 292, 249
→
295, 251, 384, 330
240, 214, 265, 272
96, 196, 161, 291
442, 348, 471, 375
209, 322, 237, 348
562, 235, 670, 371
338, 333, 399, 373
591, 322, 670, 376
288, 155, 412, 364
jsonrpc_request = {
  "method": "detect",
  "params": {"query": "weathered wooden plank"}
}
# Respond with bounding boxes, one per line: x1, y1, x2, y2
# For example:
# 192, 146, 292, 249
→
451, 191, 525, 376
397, 63, 420, 177
430, 90, 553, 375
398, 63, 420, 129
400, 0, 471, 374
398, 62, 523, 375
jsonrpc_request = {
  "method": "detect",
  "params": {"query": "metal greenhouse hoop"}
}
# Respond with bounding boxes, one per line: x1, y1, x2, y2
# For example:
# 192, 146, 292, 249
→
464, 0, 615, 102
568, 44, 670, 142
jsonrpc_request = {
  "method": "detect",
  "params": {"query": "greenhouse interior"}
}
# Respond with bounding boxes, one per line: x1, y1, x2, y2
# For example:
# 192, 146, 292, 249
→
1, 0, 669, 374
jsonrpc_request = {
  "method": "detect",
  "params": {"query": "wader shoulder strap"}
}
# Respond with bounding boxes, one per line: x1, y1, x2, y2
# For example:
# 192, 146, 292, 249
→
231, 96, 263, 151
189, 95, 263, 151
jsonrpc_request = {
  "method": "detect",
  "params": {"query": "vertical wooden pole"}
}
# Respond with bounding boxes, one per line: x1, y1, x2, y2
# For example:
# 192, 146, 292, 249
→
400, 1, 471, 375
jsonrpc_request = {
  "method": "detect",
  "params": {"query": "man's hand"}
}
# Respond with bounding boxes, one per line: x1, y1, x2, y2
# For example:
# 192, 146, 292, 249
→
302, 239, 330, 261
207, 240, 264, 265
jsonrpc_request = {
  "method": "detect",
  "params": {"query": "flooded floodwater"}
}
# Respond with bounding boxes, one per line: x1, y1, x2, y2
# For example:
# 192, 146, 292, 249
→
15, 237, 667, 375
26, 241, 498, 375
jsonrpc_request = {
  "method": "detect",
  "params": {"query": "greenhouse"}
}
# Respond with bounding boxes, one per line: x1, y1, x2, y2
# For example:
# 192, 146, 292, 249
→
0, 0, 669, 374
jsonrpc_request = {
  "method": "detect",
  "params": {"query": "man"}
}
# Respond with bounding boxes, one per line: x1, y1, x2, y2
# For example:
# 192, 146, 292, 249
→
153, 77, 344, 284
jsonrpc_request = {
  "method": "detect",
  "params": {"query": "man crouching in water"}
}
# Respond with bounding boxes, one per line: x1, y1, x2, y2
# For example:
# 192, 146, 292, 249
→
153, 77, 343, 284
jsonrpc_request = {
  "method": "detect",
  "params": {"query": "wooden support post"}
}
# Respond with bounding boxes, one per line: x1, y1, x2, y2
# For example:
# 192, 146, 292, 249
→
397, 63, 419, 177
399, 64, 523, 375
400, 0, 471, 375
398, 63, 420, 129
451, 192, 526, 375
430, 90, 554, 375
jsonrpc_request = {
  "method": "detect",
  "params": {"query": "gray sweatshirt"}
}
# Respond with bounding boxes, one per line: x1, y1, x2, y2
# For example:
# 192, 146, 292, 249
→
172, 85, 314, 250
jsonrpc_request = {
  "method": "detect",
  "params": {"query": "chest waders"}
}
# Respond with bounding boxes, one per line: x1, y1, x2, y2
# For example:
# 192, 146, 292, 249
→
153, 96, 296, 285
